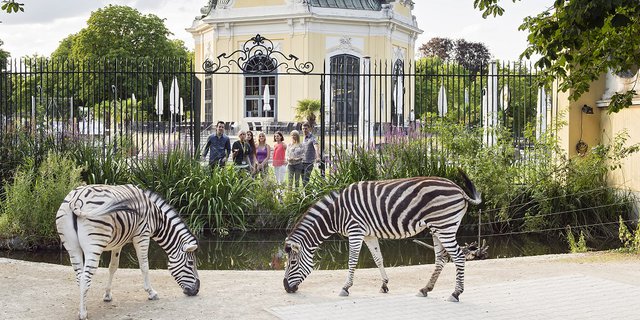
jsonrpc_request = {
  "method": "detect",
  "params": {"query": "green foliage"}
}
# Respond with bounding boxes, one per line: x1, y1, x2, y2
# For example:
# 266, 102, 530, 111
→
294, 99, 321, 128
566, 227, 589, 253
475, 0, 640, 113
618, 216, 640, 253
0, 127, 63, 190
0, 151, 83, 246
71, 5, 177, 61
1, 0, 23, 13
130, 150, 257, 236
68, 143, 130, 185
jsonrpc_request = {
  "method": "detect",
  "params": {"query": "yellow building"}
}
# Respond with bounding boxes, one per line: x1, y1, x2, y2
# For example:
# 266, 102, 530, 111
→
187, 0, 422, 129
557, 70, 640, 209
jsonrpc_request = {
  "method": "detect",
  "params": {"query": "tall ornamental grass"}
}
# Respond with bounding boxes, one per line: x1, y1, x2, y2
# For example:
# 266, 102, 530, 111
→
0, 151, 83, 247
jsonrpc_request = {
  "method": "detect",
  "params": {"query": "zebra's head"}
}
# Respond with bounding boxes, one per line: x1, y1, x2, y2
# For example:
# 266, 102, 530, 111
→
283, 239, 315, 293
167, 242, 200, 296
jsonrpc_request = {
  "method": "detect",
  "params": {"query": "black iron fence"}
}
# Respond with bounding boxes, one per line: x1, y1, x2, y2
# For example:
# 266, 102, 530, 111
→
1, 57, 200, 160
1, 54, 557, 173
317, 58, 559, 170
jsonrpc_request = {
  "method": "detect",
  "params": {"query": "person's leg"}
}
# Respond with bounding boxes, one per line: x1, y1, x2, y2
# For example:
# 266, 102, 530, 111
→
302, 163, 312, 185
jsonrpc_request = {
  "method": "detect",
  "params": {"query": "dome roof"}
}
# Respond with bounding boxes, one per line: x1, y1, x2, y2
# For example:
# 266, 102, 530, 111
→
307, 0, 390, 11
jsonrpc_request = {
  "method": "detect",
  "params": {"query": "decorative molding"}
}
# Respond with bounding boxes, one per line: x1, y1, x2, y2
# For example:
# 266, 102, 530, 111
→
203, 34, 314, 74
399, 0, 415, 9
393, 46, 406, 61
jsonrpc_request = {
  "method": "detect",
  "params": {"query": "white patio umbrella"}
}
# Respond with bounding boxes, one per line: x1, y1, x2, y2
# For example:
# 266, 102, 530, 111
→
536, 87, 548, 140
131, 93, 137, 107
155, 80, 164, 121
500, 84, 510, 112
179, 97, 184, 116
169, 76, 179, 114
263, 84, 271, 112
393, 79, 404, 127
169, 76, 180, 132
437, 84, 448, 117
464, 87, 469, 107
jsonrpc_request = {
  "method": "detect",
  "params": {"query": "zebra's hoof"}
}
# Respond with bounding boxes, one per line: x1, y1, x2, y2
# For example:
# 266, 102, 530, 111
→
339, 289, 349, 297
446, 295, 459, 302
103, 293, 112, 302
148, 293, 159, 300
418, 288, 428, 297
379, 285, 389, 293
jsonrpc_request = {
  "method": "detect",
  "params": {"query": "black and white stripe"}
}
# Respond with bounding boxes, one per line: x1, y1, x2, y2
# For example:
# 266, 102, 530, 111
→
55, 184, 199, 320
283, 169, 481, 302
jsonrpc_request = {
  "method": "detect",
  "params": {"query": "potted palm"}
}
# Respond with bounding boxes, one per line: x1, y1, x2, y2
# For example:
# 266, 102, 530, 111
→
294, 99, 321, 129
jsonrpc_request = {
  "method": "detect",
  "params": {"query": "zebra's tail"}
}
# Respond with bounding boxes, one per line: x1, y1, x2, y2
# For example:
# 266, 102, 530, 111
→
458, 168, 482, 206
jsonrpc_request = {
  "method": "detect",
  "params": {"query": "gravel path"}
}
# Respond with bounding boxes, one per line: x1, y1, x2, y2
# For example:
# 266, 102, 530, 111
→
1, 252, 639, 319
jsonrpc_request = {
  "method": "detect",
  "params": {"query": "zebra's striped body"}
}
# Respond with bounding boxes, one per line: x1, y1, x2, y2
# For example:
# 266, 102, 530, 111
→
283, 170, 481, 301
55, 184, 199, 320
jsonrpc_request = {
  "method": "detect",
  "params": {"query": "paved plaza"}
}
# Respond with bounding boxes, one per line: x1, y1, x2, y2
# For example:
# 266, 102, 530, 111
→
1, 252, 639, 319
270, 274, 639, 319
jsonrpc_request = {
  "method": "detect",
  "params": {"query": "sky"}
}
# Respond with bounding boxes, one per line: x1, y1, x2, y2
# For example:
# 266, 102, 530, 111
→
0, 0, 554, 61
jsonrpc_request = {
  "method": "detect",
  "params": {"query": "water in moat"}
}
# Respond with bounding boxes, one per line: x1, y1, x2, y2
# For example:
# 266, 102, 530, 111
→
0, 231, 619, 270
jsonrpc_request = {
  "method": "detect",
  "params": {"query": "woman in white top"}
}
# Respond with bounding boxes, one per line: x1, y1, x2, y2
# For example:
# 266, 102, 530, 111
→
286, 130, 304, 188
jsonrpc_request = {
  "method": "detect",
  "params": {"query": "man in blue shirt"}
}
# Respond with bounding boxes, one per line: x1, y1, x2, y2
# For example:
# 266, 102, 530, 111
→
202, 121, 231, 169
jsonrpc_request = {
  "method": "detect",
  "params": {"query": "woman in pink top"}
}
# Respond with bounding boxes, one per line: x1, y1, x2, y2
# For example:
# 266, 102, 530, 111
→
272, 131, 287, 184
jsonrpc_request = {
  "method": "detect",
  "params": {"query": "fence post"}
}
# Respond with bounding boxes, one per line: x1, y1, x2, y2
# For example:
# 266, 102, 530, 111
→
478, 209, 482, 246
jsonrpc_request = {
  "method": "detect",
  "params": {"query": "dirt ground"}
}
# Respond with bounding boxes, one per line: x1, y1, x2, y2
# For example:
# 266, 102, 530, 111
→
1, 252, 639, 320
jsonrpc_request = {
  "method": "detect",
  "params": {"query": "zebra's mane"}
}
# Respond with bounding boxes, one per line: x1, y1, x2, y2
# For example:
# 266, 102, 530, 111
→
144, 189, 197, 243
287, 190, 340, 239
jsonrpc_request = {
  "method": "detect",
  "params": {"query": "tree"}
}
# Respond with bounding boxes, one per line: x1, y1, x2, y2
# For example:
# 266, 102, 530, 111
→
0, 39, 9, 61
70, 5, 177, 61
1, 0, 23, 13
454, 39, 491, 75
474, 0, 640, 113
418, 37, 491, 75
419, 37, 455, 60
295, 99, 321, 129
46, 5, 193, 118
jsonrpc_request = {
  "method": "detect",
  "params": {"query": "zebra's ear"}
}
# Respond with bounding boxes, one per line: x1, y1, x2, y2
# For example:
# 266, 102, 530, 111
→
182, 243, 198, 252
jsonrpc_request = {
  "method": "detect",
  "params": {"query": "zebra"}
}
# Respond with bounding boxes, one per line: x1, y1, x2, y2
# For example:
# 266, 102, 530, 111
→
283, 169, 481, 302
55, 184, 200, 320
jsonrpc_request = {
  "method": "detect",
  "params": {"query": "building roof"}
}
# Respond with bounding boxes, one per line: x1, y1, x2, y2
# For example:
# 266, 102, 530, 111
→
307, 0, 390, 11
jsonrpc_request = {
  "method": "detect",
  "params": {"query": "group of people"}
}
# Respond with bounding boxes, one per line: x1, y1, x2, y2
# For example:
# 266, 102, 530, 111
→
202, 121, 320, 187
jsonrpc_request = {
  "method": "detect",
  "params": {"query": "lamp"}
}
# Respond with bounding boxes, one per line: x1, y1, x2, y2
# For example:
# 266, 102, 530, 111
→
576, 104, 593, 156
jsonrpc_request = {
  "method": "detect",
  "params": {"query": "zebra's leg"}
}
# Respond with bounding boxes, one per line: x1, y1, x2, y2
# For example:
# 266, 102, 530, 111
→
103, 248, 122, 302
419, 234, 447, 297
339, 235, 365, 296
133, 236, 159, 300
363, 236, 389, 293
78, 247, 102, 320
439, 232, 465, 302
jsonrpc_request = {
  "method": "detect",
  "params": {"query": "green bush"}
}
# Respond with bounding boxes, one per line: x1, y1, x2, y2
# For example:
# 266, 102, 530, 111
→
130, 150, 257, 236
69, 142, 130, 185
618, 216, 640, 253
0, 151, 83, 247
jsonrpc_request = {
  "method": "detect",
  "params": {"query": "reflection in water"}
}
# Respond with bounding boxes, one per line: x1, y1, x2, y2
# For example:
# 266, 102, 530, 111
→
0, 232, 617, 270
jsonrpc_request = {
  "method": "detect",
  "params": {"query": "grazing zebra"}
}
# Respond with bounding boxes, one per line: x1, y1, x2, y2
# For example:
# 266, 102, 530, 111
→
55, 184, 200, 320
283, 169, 481, 302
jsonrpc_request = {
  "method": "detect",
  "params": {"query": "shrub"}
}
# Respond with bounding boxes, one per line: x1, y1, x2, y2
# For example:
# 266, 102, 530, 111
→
0, 151, 83, 247
131, 150, 256, 236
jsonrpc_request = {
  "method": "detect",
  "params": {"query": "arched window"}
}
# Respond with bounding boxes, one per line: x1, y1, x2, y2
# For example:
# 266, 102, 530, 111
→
244, 55, 277, 118
330, 54, 360, 126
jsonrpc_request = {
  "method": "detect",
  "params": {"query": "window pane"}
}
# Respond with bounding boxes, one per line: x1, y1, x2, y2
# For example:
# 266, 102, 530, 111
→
246, 99, 259, 117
